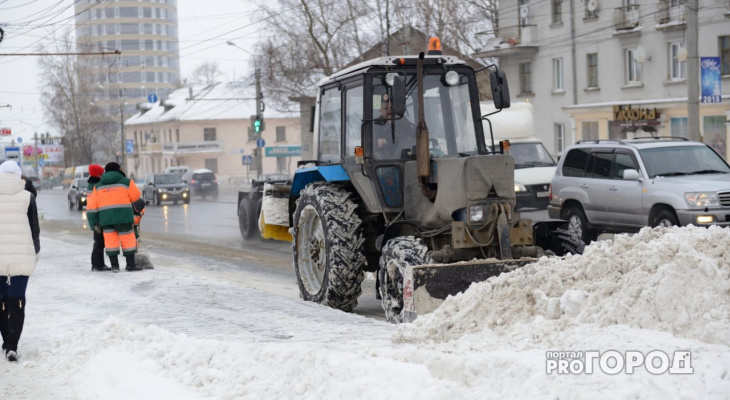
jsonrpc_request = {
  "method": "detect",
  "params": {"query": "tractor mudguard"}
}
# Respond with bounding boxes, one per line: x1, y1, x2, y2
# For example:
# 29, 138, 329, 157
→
291, 165, 350, 196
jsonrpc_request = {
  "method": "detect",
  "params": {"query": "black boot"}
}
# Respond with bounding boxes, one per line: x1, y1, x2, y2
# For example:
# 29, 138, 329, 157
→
109, 255, 120, 273
125, 254, 141, 271
0, 300, 7, 352
5, 297, 25, 362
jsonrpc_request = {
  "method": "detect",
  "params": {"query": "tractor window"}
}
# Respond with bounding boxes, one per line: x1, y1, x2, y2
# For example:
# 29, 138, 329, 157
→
345, 85, 363, 158
371, 72, 478, 159
319, 88, 342, 163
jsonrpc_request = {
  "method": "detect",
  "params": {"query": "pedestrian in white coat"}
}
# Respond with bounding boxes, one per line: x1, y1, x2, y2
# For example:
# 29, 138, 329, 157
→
0, 160, 40, 362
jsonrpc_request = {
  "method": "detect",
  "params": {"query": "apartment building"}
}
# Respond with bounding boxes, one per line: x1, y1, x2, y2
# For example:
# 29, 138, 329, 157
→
474, 0, 730, 158
74, 0, 182, 117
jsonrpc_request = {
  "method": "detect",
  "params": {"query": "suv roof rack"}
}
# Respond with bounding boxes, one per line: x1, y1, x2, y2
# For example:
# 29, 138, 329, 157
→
628, 136, 689, 141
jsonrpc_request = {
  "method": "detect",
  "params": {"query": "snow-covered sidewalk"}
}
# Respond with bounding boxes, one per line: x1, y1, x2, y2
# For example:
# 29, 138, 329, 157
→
2, 228, 729, 399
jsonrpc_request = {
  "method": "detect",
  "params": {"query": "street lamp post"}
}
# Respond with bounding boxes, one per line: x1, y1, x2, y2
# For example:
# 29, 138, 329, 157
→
227, 41, 263, 175
120, 102, 128, 171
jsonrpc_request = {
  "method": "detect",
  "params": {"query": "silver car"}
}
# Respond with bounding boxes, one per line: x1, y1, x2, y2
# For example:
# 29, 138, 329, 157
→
548, 138, 730, 242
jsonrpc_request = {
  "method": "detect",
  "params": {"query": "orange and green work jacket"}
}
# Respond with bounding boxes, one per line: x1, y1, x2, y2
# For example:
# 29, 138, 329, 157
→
87, 171, 141, 228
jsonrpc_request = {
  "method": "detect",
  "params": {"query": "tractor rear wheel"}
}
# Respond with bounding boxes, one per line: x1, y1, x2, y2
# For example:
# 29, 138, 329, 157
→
293, 182, 365, 312
238, 197, 258, 240
378, 236, 433, 324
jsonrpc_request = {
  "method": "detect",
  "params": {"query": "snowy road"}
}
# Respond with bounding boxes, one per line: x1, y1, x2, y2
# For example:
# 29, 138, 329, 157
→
2, 192, 728, 399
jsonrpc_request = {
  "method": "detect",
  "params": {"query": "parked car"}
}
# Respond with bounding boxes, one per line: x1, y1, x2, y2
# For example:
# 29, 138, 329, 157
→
67, 178, 89, 210
182, 169, 219, 199
548, 137, 730, 242
142, 173, 190, 205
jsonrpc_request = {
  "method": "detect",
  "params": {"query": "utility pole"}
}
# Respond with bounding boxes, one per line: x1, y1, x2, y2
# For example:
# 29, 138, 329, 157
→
34, 131, 39, 174
686, 0, 700, 142
254, 68, 263, 176
121, 103, 126, 171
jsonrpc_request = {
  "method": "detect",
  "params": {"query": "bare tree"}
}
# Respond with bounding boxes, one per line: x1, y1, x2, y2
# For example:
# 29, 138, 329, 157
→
254, 0, 498, 111
37, 31, 114, 166
187, 61, 225, 85
254, 0, 375, 111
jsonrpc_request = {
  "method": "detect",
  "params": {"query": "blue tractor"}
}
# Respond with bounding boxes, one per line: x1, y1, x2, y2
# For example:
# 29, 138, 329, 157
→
238, 39, 582, 323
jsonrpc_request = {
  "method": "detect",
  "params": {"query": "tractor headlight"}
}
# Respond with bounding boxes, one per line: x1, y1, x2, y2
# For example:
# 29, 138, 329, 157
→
444, 70, 459, 86
685, 192, 719, 207
469, 205, 486, 222
515, 182, 527, 193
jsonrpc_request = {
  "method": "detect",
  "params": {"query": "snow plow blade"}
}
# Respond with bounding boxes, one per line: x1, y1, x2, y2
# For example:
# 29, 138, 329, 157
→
401, 258, 536, 323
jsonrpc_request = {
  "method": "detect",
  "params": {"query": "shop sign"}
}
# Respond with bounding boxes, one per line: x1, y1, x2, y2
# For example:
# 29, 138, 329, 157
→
613, 105, 658, 122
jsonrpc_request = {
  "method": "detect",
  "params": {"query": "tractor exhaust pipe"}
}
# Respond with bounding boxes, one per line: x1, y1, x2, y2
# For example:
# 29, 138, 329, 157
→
416, 52, 436, 200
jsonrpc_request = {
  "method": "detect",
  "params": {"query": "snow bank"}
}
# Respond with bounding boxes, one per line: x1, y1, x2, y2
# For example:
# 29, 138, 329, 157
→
396, 226, 730, 346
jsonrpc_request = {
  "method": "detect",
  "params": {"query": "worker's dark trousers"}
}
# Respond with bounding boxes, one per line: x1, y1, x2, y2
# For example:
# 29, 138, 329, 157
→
91, 230, 106, 269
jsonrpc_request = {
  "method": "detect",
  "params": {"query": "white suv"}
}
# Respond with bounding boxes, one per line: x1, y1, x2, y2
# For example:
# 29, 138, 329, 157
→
548, 138, 730, 242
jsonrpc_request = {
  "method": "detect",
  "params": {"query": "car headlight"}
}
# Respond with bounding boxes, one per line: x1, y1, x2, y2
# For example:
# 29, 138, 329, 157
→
684, 192, 719, 207
515, 182, 527, 193
469, 205, 487, 222
157, 188, 167, 192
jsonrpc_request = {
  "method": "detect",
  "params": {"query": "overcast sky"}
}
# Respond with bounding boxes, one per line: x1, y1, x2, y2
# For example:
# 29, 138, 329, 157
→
0, 0, 263, 144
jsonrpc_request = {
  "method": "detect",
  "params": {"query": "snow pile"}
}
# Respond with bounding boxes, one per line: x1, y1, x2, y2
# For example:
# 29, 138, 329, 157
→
396, 226, 730, 346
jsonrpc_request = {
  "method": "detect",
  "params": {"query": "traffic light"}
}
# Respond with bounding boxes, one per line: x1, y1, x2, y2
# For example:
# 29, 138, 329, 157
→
254, 115, 262, 133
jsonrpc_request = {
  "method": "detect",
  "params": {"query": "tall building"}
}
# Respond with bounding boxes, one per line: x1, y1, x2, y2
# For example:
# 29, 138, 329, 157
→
74, 0, 181, 117
474, 0, 730, 159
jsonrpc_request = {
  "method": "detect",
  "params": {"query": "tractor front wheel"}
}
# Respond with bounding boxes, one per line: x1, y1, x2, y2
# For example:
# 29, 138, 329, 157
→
293, 182, 365, 312
378, 236, 433, 324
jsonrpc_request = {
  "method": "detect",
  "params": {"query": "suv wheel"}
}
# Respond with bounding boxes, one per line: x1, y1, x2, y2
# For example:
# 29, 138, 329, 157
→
564, 206, 596, 243
650, 209, 679, 228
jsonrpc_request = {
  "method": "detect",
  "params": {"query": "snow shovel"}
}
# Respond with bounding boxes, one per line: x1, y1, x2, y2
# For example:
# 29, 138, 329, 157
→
134, 225, 154, 269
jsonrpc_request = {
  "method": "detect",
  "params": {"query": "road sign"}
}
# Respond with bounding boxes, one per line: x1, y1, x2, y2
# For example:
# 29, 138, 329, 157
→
242, 155, 253, 165
4, 147, 20, 163
256, 138, 265, 148
0, 127, 10, 136
265, 146, 302, 157
126, 139, 134, 154
38, 158, 44, 167
148, 93, 158, 103
16, 137, 22, 143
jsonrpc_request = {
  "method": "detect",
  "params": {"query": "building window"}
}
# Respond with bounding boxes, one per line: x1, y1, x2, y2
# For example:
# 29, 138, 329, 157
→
553, 58, 564, 91
587, 53, 599, 88
519, 0, 530, 26
276, 157, 288, 174
519, 62, 532, 94
720, 36, 730, 76
625, 48, 642, 84
704, 116, 726, 158
670, 117, 688, 138
555, 123, 565, 153
203, 127, 216, 141
551, 0, 562, 24
204, 159, 218, 173
175, 129, 179, 142
276, 126, 286, 142
668, 42, 686, 80
582, 121, 599, 141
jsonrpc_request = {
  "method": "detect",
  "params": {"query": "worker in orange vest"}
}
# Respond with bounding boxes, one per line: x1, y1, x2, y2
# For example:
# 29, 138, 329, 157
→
87, 162, 142, 272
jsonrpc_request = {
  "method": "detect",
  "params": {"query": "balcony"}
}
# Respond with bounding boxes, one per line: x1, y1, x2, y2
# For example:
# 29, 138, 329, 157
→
471, 26, 539, 59
656, 1, 686, 26
162, 141, 224, 155
614, 4, 641, 31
